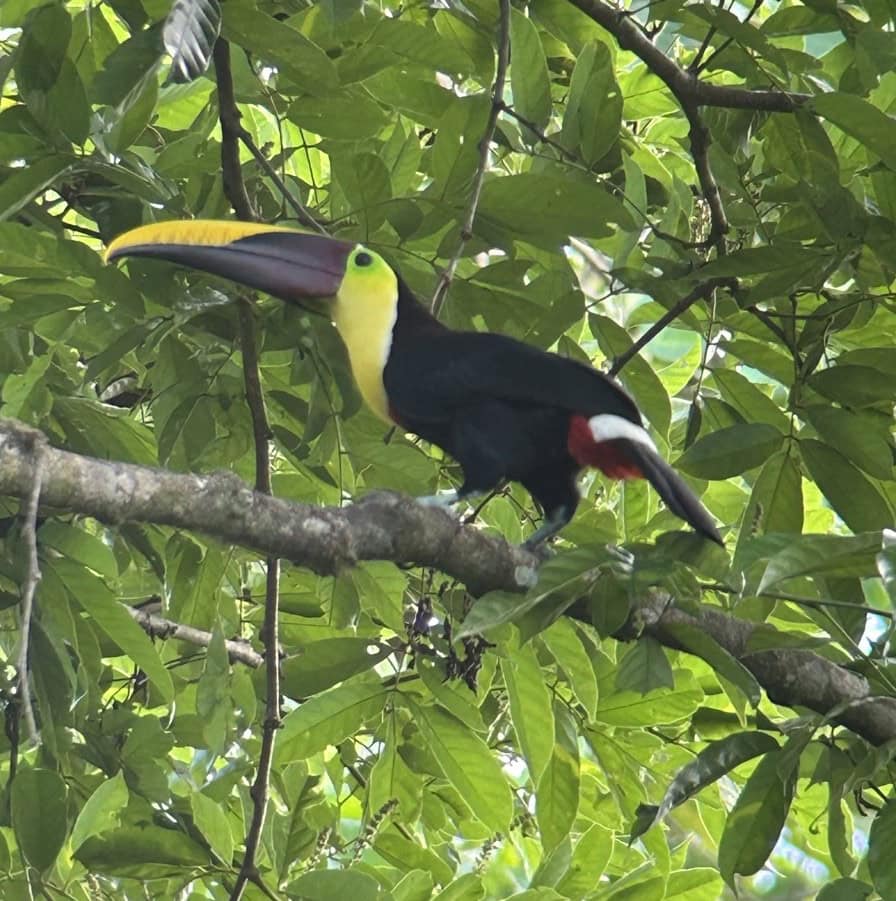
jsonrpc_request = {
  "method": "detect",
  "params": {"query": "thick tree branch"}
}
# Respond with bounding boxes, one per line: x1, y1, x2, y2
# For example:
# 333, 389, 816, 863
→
2, 417, 895, 746
0, 419, 536, 597
612, 591, 896, 747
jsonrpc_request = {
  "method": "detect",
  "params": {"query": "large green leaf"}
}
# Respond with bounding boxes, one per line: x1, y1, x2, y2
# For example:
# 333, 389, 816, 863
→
409, 702, 513, 832
677, 423, 785, 479
510, 10, 552, 132
276, 675, 389, 762
12, 769, 68, 871
800, 440, 893, 533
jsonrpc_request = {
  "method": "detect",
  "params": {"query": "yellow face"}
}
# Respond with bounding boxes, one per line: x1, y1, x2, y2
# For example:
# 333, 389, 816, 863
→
331, 246, 400, 422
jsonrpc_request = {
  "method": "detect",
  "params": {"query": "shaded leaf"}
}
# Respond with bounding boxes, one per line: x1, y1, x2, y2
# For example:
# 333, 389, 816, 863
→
164, 0, 220, 82
12, 769, 67, 871
677, 423, 784, 479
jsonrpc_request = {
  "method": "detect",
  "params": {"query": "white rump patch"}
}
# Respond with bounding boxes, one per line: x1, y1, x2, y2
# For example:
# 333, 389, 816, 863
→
588, 414, 657, 452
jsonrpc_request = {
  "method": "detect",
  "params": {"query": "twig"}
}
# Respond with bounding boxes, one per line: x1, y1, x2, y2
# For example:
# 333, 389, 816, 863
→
215, 39, 282, 901
698, 0, 765, 74
430, 0, 511, 317
212, 39, 325, 234
17, 438, 45, 745
608, 278, 734, 375
128, 606, 264, 666
683, 103, 728, 245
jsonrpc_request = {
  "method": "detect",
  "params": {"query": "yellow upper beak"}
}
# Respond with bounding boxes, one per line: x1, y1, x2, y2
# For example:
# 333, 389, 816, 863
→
106, 220, 355, 301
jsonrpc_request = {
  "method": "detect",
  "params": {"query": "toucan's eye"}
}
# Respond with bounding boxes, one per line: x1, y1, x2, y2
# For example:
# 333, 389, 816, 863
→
354, 251, 372, 267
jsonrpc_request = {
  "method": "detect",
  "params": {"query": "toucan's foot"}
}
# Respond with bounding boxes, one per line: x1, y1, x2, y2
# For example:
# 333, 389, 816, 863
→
416, 490, 461, 510
521, 506, 573, 551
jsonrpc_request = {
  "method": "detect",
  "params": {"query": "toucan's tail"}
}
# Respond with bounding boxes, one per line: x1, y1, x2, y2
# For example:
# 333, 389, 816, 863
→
624, 441, 723, 545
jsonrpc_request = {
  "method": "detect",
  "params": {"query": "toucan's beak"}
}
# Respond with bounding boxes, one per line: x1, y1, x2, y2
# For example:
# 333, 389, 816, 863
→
105, 220, 354, 301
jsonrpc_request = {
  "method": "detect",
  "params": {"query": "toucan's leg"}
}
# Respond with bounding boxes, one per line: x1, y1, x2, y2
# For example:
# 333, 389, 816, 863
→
522, 505, 576, 550
419, 405, 520, 510
521, 463, 581, 549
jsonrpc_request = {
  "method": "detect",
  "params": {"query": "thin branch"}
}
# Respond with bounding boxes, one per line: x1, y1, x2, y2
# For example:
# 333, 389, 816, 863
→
608, 278, 734, 375
214, 40, 256, 223
698, 0, 765, 74
212, 39, 325, 234
17, 438, 44, 745
128, 606, 264, 667
567, 0, 808, 113
430, 0, 511, 317
216, 40, 282, 901
683, 103, 728, 245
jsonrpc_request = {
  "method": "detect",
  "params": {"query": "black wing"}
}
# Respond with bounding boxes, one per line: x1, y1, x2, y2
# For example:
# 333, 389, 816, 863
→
383, 330, 641, 426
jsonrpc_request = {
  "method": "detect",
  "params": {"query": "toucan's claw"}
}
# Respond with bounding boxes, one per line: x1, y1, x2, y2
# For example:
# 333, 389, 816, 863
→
416, 490, 461, 510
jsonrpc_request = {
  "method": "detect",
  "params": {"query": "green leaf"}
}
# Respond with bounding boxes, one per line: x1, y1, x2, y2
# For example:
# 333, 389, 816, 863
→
711, 369, 789, 433
0, 156, 72, 222
676, 423, 784, 479
190, 791, 233, 864
11, 769, 68, 871
287, 870, 381, 901
280, 638, 392, 699
817, 879, 873, 901
540, 620, 598, 720
665, 868, 725, 901
510, 10, 552, 132
595, 675, 703, 727
800, 439, 893, 533
717, 747, 798, 887
615, 636, 673, 694
808, 364, 896, 407
287, 90, 388, 140
39, 520, 119, 580
869, 800, 896, 900
813, 92, 896, 171
70, 773, 129, 852
222, 6, 337, 93
478, 173, 634, 247
758, 532, 882, 592
561, 41, 621, 165
631, 732, 778, 840
76, 825, 208, 877
660, 621, 762, 706
409, 702, 512, 832
535, 704, 580, 852
502, 643, 555, 783
740, 448, 803, 537
276, 675, 389, 762
803, 406, 893, 480
49, 558, 174, 703
554, 824, 612, 897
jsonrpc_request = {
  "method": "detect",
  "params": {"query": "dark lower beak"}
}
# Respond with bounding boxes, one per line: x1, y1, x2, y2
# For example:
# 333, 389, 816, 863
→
106, 221, 353, 301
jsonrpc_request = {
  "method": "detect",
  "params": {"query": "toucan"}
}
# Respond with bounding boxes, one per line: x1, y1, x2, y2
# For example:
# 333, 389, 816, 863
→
106, 221, 723, 547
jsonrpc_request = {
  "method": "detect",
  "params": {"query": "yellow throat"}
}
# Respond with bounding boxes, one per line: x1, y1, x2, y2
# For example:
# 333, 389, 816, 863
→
331, 250, 399, 422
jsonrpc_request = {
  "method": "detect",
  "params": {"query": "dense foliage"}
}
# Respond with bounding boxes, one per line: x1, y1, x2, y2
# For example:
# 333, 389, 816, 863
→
1, 0, 896, 897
